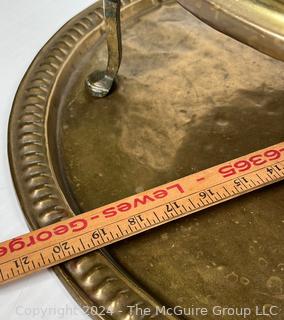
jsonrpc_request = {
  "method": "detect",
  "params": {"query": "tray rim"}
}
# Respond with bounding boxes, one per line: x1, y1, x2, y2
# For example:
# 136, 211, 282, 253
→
7, 1, 180, 319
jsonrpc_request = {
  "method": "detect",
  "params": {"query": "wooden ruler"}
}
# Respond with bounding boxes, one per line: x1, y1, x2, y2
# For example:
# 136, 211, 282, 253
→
1, 142, 284, 285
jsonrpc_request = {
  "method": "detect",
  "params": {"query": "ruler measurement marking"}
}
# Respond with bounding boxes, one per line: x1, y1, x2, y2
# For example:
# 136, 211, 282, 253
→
153, 211, 160, 222
216, 191, 223, 200
1, 164, 283, 268
205, 198, 211, 205
239, 178, 250, 190
109, 231, 115, 240
71, 245, 76, 254
79, 238, 86, 251
163, 210, 171, 219
60, 247, 67, 258
205, 191, 214, 203
271, 169, 279, 178
98, 230, 107, 242
234, 185, 242, 193
170, 203, 179, 216
0, 145, 284, 284
16, 255, 25, 275
97, 237, 103, 246
256, 173, 265, 183
250, 178, 257, 187
40, 253, 45, 265
223, 186, 231, 196
90, 237, 96, 247
65, 162, 284, 245
272, 168, 281, 178
196, 200, 203, 207
0, 268, 4, 281
188, 197, 196, 209
1, 174, 283, 280
134, 216, 143, 229
117, 224, 124, 236
213, 193, 221, 201
254, 177, 262, 185
199, 198, 206, 206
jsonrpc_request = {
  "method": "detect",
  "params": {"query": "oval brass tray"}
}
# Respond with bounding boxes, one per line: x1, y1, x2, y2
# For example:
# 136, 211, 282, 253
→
8, 1, 284, 319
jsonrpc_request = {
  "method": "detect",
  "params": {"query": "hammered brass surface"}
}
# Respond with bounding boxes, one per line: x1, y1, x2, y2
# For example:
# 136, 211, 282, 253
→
8, 1, 284, 319
58, 3, 284, 319
9, 2, 184, 319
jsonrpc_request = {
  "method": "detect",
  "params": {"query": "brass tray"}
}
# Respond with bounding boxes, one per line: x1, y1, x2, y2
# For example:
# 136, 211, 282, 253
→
8, 1, 284, 319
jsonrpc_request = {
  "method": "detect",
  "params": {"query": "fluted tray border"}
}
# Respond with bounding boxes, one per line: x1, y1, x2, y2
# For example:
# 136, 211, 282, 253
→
8, 1, 179, 319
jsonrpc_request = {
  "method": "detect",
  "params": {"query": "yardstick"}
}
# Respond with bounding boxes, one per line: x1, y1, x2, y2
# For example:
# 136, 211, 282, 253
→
1, 142, 284, 285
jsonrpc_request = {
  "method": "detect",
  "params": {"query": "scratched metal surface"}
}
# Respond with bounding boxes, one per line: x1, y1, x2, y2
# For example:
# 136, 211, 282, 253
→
58, 2, 284, 318
8, 0, 284, 319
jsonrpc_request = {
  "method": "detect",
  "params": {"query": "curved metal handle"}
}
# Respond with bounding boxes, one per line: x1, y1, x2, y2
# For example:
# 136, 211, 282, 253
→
86, 0, 122, 97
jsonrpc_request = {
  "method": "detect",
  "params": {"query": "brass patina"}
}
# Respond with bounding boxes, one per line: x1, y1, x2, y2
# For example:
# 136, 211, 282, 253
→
86, 0, 284, 96
178, 0, 284, 61
8, 1, 284, 319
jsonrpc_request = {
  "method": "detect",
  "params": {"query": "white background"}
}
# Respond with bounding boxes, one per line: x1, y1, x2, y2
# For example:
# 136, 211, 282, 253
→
0, 1, 95, 319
